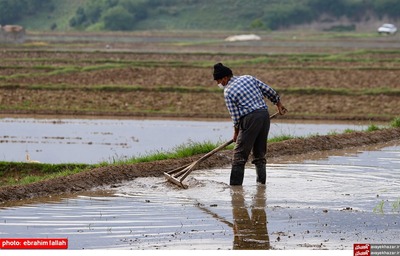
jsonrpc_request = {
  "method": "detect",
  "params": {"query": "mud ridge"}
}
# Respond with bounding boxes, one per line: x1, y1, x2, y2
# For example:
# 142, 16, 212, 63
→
0, 128, 399, 204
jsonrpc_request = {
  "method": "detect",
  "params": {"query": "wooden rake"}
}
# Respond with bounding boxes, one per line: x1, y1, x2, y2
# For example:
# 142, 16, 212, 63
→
164, 111, 280, 189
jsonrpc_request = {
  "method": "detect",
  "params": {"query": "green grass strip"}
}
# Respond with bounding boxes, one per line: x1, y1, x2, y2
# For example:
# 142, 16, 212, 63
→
0, 162, 93, 187
2, 83, 400, 96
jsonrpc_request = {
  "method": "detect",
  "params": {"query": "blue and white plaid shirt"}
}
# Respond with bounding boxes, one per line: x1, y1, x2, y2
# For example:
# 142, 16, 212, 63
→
224, 75, 280, 127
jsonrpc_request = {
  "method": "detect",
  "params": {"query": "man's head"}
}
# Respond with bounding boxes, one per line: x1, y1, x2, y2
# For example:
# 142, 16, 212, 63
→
213, 63, 232, 87
213, 63, 232, 80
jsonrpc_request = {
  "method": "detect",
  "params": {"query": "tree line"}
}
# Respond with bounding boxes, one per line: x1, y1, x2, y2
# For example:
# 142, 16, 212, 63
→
1, 0, 399, 31
69, 0, 400, 31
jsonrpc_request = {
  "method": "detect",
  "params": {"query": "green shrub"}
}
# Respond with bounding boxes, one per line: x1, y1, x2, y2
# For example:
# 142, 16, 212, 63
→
268, 134, 295, 143
391, 117, 400, 128
366, 124, 380, 132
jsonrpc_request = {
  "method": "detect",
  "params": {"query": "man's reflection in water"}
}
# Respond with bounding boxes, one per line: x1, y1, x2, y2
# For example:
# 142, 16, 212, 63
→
231, 186, 270, 250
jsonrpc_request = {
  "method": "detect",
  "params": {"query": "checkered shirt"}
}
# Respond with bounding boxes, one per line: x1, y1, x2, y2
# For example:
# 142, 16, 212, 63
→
224, 75, 280, 127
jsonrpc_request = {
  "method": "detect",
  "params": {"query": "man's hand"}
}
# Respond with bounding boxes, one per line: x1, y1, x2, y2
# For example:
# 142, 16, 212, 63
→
276, 101, 288, 115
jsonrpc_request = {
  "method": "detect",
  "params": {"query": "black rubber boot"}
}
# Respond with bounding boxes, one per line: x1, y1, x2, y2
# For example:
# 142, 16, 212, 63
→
255, 164, 266, 184
230, 165, 245, 186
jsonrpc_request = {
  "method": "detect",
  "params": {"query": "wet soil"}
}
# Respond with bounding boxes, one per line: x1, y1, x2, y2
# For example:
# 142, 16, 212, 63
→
1, 127, 399, 204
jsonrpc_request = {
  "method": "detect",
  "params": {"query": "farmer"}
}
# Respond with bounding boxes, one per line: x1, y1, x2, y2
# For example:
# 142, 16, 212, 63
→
213, 63, 287, 186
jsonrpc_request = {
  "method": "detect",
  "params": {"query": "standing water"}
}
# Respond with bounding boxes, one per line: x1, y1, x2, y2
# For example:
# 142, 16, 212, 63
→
0, 117, 371, 164
0, 141, 398, 250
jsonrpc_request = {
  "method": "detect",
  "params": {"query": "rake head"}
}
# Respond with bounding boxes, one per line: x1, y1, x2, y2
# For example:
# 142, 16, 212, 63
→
163, 172, 188, 189
163, 163, 192, 189
163, 139, 233, 189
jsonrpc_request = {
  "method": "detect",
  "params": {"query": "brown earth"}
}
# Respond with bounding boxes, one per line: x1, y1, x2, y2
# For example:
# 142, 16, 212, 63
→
1, 127, 399, 204
1, 40, 400, 121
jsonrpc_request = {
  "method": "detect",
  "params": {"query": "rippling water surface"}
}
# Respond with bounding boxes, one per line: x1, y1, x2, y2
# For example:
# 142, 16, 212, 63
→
0, 142, 398, 250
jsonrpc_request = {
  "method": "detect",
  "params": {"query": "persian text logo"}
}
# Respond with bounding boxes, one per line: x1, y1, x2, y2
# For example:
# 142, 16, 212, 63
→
354, 243, 370, 256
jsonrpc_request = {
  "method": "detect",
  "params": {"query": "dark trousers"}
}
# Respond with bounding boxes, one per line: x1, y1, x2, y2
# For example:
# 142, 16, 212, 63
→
233, 109, 270, 166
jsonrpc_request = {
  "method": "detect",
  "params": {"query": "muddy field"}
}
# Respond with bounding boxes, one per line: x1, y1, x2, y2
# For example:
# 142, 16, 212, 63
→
0, 31, 399, 121
0, 31, 399, 203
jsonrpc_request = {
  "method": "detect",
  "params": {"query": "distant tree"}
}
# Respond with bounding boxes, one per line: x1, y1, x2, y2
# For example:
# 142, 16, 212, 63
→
85, 1, 103, 23
69, 0, 152, 30
0, 0, 22, 24
119, 0, 149, 20
50, 22, 57, 31
69, 7, 88, 28
250, 19, 265, 30
264, 4, 315, 30
372, 0, 400, 19
102, 5, 135, 31
307, 0, 347, 17
29, 0, 400, 31
0, 0, 54, 25
69, 0, 112, 28
25, 0, 51, 14
104, 0, 119, 8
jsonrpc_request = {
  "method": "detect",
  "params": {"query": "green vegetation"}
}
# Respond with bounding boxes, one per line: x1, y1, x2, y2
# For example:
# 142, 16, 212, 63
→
58, 0, 400, 31
0, 0, 53, 25
2, 0, 400, 31
268, 134, 296, 143
393, 199, 400, 213
1, 84, 399, 98
391, 117, 400, 128
6, 167, 83, 186
366, 124, 381, 132
373, 198, 400, 214
111, 140, 229, 165
373, 200, 385, 214
0, 162, 92, 187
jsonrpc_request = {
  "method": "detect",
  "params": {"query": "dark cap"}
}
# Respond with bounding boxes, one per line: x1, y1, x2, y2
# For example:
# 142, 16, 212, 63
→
213, 63, 233, 80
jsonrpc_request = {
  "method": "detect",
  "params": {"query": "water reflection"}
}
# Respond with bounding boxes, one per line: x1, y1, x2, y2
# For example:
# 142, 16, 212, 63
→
231, 186, 270, 250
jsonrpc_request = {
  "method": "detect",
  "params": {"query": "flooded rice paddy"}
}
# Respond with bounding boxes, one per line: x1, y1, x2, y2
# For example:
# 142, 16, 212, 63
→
0, 116, 372, 164
0, 139, 398, 250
